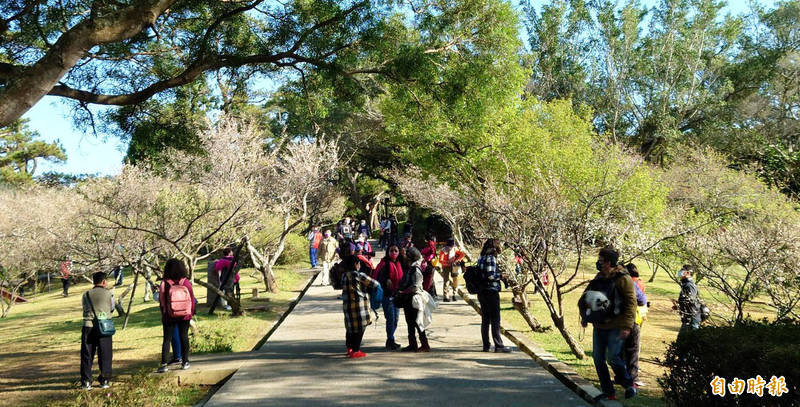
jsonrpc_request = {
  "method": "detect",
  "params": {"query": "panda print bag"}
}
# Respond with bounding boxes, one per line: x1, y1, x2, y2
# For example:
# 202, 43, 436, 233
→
578, 272, 626, 325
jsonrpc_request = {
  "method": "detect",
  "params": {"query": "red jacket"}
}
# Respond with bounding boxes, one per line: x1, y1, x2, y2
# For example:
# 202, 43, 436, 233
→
310, 231, 323, 249
372, 258, 404, 295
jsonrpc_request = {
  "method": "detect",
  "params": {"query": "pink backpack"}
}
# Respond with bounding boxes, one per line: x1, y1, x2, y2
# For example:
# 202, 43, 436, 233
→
166, 278, 191, 318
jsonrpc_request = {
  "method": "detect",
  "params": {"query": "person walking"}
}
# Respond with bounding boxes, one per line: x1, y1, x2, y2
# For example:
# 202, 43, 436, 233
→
476, 239, 511, 353
307, 226, 323, 268
420, 234, 438, 298
673, 264, 701, 334
60, 257, 72, 297
372, 244, 405, 350
438, 238, 465, 302
579, 247, 637, 401
157, 259, 196, 373
379, 217, 390, 249
624, 263, 648, 388
388, 215, 399, 246
338, 216, 353, 241
319, 230, 338, 286
357, 219, 370, 238
398, 247, 430, 352
341, 255, 380, 358
111, 265, 124, 286
355, 233, 375, 259
80, 272, 115, 390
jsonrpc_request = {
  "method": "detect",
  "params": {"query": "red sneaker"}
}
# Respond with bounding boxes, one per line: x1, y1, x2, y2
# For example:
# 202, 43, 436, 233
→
608, 394, 618, 400
351, 350, 367, 358
346, 349, 353, 357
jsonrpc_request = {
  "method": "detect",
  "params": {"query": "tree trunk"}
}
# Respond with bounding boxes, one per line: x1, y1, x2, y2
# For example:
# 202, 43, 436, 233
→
264, 264, 279, 293
194, 279, 244, 316
0, 0, 177, 127
535, 282, 585, 359
648, 263, 659, 283
122, 269, 140, 329
551, 313, 585, 359
512, 286, 544, 332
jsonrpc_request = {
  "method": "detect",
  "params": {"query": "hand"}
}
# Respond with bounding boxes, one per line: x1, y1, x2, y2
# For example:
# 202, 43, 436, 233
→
619, 329, 631, 339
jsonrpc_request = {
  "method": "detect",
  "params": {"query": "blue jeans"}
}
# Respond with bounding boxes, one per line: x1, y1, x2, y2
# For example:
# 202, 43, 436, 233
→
309, 247, 318, 267
592, 327, 632, 395
382, 295, 399, 343
171, 325, 182, 361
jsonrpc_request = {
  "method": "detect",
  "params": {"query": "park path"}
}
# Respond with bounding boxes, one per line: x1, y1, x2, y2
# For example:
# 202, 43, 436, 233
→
204, 249, 589, 407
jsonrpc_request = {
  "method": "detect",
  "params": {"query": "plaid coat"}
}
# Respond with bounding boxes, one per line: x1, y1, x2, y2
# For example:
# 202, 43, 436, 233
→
342, 270, 380, 333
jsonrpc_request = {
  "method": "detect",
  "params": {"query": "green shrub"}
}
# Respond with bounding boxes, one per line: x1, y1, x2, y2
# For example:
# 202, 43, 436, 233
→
659, 319, 800, 406
190, 326, 234, 353
276, 233, 307, 266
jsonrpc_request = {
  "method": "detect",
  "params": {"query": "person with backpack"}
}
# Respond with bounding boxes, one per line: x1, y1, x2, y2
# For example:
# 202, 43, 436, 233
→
371, 244, 405, 350
80, 272, 115, 390
673, 264, 702, 334
158, 259, 195, 373
438, 238, 466, 302
338, 216, 353, 241
341, 255, 380, 358
579, 247, 637, 401
319, 230, 338, 286
307, 226, 323, 268
476, 239, 511, 353
624, 263, 648, 388
397, 247, 430, 352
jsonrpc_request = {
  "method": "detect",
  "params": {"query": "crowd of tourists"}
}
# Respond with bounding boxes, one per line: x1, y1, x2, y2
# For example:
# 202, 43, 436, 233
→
75, 214, 706, 400
307, 216, 707, 402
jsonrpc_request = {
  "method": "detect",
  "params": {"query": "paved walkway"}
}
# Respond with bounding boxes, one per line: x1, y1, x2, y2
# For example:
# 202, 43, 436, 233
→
204, 260, 589, 407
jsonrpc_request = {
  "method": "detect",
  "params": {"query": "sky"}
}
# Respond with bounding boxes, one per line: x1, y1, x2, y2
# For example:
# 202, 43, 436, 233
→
20, 0, 772, 177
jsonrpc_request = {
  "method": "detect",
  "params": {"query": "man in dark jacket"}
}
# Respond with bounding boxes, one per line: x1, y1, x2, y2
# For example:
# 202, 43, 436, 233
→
673, 264, 701, 333
580, 247, 638, 401
80, 272, 114, 390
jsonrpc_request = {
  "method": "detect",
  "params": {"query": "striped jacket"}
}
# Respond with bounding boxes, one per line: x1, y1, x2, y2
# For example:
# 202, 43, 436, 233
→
342, 270, 380, 333
477, 254, 504, 292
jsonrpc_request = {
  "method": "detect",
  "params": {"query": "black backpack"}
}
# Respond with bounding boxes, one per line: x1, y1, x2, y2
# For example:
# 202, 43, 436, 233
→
578, 272, 626, 325
463, 265, 483, 294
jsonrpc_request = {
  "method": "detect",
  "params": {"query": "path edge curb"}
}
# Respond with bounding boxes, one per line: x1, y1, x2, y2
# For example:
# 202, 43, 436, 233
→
250, 269, 320, 351
455, 286, 622, 407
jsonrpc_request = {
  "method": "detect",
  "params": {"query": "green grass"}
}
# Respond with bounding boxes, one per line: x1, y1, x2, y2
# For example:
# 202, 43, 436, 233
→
0, 262, 312, 407
499, 259, 777, 407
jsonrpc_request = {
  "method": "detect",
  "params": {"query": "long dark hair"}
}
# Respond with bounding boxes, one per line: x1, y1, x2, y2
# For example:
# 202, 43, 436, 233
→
383, 244, 403, 263
340, 255, 360, 272
164, 258, 188, 281
480, 238, 502, 256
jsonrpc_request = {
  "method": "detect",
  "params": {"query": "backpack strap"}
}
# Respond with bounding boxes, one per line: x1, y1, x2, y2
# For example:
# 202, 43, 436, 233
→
84, 291, 99, 320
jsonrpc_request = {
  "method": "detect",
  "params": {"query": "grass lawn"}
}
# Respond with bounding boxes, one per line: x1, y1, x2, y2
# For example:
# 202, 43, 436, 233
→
499, 259, 776, 407
0, 262, 313, 407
